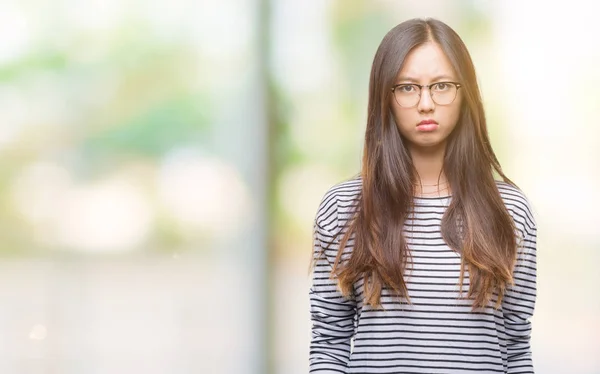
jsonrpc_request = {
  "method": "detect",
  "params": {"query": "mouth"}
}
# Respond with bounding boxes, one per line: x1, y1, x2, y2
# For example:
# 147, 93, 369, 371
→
417, 119, 438, 132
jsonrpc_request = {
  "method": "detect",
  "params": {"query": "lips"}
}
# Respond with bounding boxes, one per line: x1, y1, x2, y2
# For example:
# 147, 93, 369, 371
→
418, 119, 438, 126
416, 119, 438, 132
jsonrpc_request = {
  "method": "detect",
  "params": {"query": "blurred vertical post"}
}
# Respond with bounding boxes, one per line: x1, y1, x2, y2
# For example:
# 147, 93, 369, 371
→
255, 0, 274, 373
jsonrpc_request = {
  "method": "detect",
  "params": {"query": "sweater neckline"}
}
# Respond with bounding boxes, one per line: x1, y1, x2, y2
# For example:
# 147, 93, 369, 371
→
413, 194, 452, 205
414, 194, 452, 200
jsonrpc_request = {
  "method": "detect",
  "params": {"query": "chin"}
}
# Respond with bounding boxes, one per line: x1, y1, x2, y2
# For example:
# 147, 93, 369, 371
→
410, 138, 447, 150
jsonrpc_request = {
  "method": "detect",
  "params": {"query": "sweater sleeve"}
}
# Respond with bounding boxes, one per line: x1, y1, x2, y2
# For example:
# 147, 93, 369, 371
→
503, 221, 537, 373
309, 194, 356, 373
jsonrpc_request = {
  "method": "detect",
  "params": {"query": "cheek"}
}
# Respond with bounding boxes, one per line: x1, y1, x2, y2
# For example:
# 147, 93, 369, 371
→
445, 107, 461, 127
390, 105, 414, 133
438, 100, 462, 130
450, 96, 463, 123
449, 105, 463, 127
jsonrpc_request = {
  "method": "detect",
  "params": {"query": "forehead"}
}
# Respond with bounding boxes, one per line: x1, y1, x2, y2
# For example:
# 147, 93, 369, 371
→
396, 42, 456, 81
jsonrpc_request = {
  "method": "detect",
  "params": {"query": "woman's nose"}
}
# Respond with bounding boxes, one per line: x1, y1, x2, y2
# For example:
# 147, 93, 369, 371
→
417, 87, 435, 112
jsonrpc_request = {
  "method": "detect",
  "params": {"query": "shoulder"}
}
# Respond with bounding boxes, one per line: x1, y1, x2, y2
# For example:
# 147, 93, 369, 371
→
315, 175, 362, 235
495, 180, 536, 237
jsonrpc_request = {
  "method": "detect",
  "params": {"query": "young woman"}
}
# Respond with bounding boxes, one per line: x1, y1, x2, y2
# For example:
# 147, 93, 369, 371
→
309, 18, 537, 373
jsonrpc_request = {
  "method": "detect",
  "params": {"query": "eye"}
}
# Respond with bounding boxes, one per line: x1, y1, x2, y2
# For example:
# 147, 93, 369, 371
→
397, 84, 417, 93
432, 82, 450, 91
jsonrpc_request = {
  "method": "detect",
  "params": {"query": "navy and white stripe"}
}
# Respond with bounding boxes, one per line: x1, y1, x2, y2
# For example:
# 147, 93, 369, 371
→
309, 176, 537, 373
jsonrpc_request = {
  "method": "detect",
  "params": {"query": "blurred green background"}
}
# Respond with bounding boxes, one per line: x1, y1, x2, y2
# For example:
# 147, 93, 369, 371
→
0, 0, 598, 373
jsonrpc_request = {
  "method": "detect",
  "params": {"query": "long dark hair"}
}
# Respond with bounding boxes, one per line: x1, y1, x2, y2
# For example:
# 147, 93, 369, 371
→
330, 18, 519, 310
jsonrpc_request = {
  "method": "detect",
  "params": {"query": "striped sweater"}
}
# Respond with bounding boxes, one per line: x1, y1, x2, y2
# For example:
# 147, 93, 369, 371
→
309, 176, 537, 373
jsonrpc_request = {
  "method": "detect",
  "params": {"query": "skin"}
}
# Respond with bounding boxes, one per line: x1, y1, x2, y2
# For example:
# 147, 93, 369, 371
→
390, 42, 463, 196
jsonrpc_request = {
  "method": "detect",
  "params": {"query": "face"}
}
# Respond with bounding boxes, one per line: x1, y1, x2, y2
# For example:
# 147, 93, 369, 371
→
390, 42, 462, 153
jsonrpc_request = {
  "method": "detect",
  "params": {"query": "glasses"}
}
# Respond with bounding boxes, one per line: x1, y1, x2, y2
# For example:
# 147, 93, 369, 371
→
391, 81, 462, 108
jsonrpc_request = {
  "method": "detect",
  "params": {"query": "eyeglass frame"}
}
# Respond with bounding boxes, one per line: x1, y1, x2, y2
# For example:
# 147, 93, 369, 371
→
390, 81, 462, 108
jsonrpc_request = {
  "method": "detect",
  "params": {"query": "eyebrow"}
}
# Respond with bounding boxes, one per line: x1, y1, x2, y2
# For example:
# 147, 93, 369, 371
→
396, 75, 454, 83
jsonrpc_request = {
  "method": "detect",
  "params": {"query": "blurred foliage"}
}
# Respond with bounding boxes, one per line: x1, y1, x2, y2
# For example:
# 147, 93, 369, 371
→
0, 13, 214, 255
81, 94, 210, 171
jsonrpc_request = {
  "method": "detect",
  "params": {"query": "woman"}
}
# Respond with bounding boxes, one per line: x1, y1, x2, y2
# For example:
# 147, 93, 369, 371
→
309, 18, 537, 373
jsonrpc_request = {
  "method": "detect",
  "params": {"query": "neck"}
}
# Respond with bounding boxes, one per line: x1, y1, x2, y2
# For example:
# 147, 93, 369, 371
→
409, 144, 450, 196
410, 144, 446, 182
